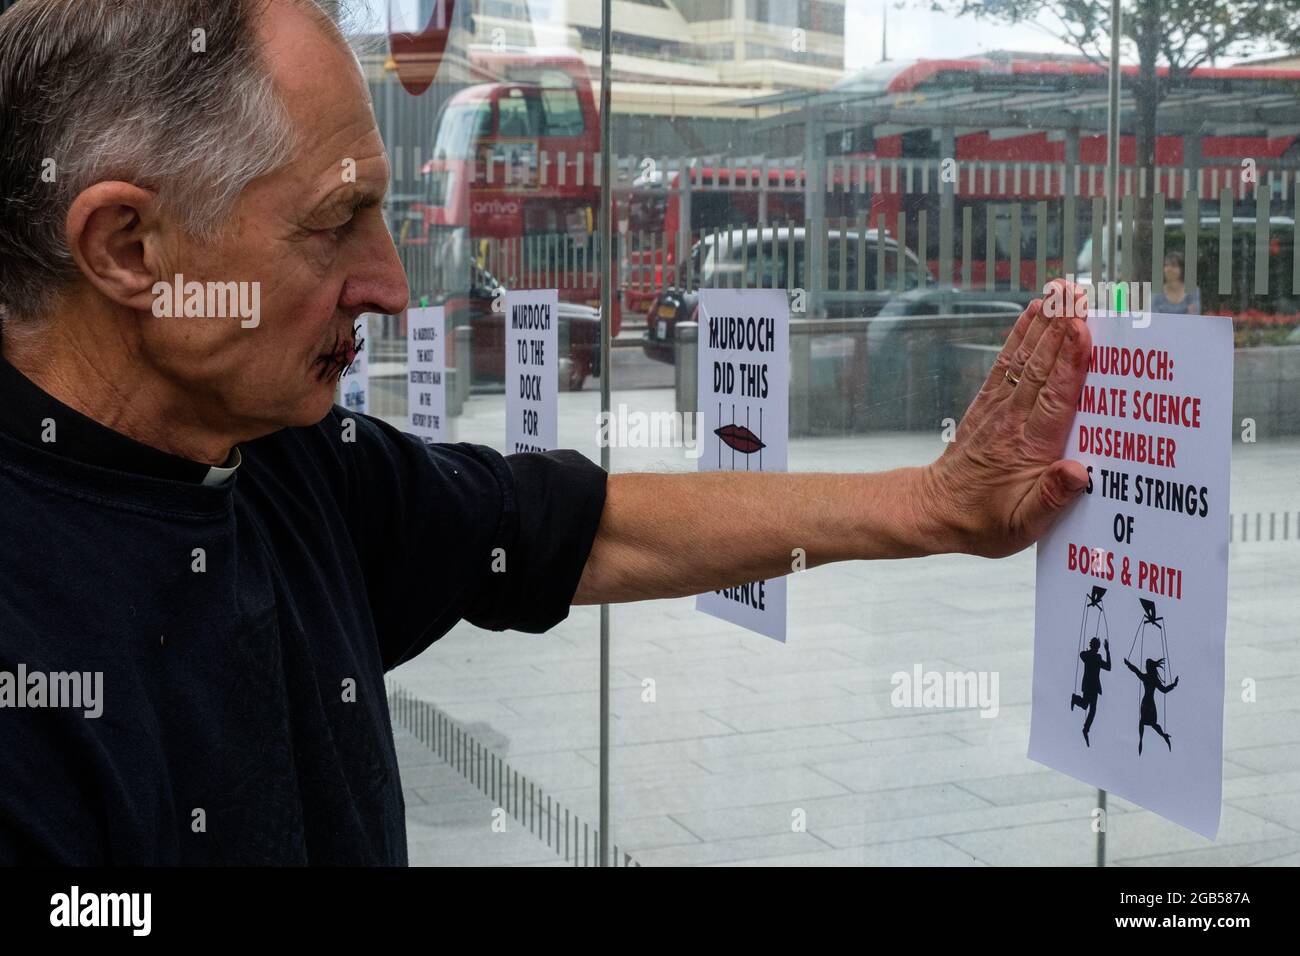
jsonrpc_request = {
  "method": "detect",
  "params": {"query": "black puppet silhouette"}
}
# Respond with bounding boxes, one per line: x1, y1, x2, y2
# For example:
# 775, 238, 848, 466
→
1071, 637, 1112, 746
1123, 657, 1179, 754
1123, 598, 1179, 755
1070, 586, 1111, 747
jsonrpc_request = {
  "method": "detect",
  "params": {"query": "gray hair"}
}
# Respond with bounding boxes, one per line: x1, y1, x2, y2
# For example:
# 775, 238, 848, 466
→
0, 0, 360, 327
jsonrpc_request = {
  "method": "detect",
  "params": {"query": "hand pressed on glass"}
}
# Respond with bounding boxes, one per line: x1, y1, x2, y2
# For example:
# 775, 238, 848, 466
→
922, 278, 1093, 559
575, 279, 1094, 604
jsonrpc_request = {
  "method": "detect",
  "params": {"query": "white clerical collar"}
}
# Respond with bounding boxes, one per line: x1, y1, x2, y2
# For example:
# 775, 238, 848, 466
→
201, 447, 242, 487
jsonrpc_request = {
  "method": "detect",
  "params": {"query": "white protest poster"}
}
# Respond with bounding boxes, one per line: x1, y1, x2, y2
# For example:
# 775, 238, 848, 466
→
407, 306, 447, 443
337, 313, 370, 414
505, 289, 558, 453
1029, 309, 1233, 838
694, 288, 790, 642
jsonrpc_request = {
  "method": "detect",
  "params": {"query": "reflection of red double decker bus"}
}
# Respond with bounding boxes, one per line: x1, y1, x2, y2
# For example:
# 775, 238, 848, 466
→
623, 166, 810, 321
415, 47, 619, 332
622, 57, 1300, 304
857, 58, 1300, 288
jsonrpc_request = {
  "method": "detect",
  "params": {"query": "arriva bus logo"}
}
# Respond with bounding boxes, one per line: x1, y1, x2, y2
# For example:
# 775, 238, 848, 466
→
472, 199, 521, 216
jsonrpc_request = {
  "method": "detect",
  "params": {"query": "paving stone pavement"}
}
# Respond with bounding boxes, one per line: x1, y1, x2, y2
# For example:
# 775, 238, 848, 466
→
391, 385, 1300, 866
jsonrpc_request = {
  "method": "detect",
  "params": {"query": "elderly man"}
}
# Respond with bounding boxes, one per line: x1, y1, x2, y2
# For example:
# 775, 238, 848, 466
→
0, 0, 1091, 864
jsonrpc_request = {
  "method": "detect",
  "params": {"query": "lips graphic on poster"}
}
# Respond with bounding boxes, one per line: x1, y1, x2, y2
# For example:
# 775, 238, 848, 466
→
714, 423, 765, 454
712, 406, 767, 470
387, 0, 457, 96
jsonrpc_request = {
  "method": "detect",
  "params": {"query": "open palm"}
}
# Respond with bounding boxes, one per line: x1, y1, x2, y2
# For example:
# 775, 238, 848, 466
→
923, 279, 1093, 558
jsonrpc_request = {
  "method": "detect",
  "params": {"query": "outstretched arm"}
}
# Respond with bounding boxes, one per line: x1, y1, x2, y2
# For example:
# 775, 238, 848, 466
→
575, 281, 1091, 605
1102, 642, 1112, 669
1160, 676, 1179, 693
1124, 659, 1141, 676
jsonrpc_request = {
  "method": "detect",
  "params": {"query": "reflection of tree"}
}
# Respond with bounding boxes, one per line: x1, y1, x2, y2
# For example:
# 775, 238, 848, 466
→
927, 1, 1300, 281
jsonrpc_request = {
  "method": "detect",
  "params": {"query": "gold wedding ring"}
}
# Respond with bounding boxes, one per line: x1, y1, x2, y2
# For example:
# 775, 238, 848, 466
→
1005, 367, 1022, 387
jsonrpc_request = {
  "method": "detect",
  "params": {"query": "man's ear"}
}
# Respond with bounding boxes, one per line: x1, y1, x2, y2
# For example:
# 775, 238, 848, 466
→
65, 182, 167, 313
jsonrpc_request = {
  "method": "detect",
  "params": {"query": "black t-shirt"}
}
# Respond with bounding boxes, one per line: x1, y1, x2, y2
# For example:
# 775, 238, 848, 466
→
0, 356, 607, 864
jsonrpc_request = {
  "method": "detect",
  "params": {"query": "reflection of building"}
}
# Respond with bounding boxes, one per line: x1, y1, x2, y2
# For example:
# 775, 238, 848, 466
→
474, 0, 846, 92
357, 0, 847, 158
463, 0, 846, 149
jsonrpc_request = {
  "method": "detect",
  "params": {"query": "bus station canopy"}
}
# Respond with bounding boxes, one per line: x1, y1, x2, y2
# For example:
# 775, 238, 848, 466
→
738, 58, 1300, 143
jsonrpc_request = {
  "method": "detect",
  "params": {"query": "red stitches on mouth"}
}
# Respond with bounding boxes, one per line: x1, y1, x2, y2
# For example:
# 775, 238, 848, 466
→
314, 323, 366, 383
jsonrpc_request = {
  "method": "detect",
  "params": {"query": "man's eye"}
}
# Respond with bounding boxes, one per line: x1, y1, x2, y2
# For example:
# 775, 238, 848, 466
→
317, 218, 354, 240
311, 199, 381, 239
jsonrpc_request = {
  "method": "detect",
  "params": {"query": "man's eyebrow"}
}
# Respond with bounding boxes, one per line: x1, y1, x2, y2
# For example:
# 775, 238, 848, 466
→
308, 182, 389, 219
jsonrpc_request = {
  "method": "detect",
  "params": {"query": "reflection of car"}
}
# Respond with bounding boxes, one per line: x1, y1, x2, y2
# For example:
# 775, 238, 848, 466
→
446, 266, 601, 391
1077, 215, 1298, 315
871, 287, 1026, 328
866, 288, 1025, 429
868, 287, 1026, 373
1078, 216, 1296, 277
641, 226, 931, 364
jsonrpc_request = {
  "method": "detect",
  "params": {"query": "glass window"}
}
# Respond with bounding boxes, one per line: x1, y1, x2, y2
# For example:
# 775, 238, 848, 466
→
430, 101, 492, 162
362, 0, 1300, 871
495, 88, 536, 137
540, 87, 583, 136
371, 0, 613, 868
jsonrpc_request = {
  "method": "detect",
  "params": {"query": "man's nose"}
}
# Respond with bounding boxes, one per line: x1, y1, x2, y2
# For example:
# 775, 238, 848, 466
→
340, 226, 411, 318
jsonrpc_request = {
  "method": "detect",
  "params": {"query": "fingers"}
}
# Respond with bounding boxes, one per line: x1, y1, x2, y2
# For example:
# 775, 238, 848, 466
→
1010, 307, 1070, 416
1006, 298, 1051, 376
1012, 301, 1052, 374
1012, 284, 1088, 413
955, 300, 1035, 432
996, 298, 1041, 373
1026, 309, 1092, 448
1014, 458, 1090, 544
975, 296, 1048, 411
990, 279, 1086, 384
960, 279, 1087, 442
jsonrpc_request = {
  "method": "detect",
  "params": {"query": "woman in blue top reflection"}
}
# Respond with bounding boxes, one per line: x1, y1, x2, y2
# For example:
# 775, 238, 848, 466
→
1151, 252, 1201, 315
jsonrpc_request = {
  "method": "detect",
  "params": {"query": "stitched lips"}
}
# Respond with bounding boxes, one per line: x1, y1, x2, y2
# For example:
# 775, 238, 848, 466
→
314, 323, 365, 383
715, 424, 765, 454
